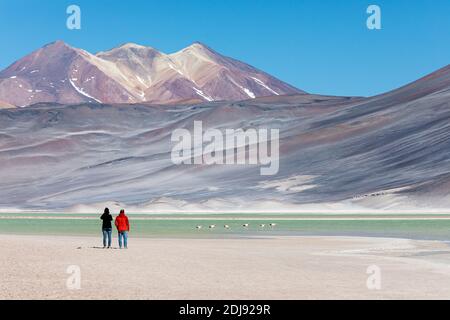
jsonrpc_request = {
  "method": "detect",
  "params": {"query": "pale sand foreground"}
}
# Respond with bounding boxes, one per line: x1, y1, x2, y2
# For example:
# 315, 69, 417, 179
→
1, 234, 450, 299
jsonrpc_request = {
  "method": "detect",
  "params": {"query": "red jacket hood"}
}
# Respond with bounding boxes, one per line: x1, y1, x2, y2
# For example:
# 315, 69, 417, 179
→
115, 212, 129, 232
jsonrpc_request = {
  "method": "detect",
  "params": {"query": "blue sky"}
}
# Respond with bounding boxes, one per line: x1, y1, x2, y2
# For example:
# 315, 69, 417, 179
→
0, 0, 448, 96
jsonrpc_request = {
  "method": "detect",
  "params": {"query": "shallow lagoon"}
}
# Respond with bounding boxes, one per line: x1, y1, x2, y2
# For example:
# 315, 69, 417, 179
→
1, 214, 450, 241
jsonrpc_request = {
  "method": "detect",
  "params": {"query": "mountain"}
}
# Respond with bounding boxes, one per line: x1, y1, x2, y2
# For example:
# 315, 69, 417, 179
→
0, 41, 303, 107
0, 63, 449, 212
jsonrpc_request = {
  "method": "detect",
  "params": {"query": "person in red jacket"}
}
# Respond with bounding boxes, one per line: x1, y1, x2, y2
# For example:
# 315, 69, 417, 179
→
115, 209, 130, 249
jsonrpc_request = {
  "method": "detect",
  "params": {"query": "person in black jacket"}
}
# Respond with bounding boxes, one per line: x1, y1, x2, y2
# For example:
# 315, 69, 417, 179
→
100, 208, 113, 248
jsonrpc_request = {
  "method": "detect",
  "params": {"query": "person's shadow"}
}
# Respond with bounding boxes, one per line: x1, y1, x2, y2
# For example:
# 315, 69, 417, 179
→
76, 246, 121, 250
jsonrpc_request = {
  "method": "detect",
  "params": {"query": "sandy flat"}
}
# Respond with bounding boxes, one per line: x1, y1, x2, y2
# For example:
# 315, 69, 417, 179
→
1, 234, 450, 299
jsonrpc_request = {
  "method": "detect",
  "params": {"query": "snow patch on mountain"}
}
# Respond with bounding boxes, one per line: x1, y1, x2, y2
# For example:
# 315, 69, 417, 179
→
193, 87, 214, 101
242, 87, 256, 99
69, 78, 102, 103
251, 77, 279, 95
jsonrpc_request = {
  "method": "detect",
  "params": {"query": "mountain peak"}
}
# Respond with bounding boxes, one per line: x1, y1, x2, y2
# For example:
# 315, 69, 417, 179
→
42, 40, 75, 51
97, 42, 161, 58
173, 42, 221, 63
183, 41, 215, 53
117, 42, 149, 50
190, 41, 208, 48
0, 40, 303, 107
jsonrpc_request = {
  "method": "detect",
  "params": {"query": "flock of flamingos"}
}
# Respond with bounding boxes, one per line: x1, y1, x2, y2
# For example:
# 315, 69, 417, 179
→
196, 223, 277, 230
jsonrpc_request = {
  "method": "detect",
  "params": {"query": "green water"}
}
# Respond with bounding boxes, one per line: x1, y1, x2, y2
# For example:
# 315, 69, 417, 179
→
1, 216, 450, 241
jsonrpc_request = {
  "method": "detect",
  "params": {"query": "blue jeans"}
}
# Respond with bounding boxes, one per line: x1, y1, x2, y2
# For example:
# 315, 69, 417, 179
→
102, 228, 112, 247
118, 231, 128, 248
